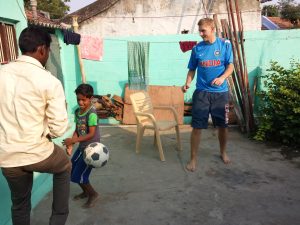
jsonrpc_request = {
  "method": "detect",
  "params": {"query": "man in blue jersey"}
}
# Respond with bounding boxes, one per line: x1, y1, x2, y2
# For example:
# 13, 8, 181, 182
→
182, 18, 234, 172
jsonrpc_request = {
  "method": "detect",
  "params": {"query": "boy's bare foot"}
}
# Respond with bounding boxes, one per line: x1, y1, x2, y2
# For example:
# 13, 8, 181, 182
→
186, 159, 197, 172
82, 193, 99, 208
73, 192, 88, 201
221, 153, 230, 164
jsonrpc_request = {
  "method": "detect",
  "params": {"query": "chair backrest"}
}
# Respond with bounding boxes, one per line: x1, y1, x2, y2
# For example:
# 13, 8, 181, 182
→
130, 91, 154, 125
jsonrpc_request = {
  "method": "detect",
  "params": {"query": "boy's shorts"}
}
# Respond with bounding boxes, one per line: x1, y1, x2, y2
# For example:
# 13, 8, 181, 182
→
71, 147, 93, 184
191, 90, 229, 129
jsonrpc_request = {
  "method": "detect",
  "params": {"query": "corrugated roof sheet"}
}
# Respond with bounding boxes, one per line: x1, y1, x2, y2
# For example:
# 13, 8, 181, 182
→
267, 17, 294, 29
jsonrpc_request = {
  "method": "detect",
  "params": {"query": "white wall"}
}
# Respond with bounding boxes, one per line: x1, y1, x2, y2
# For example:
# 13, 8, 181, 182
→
78, 0, 261, 37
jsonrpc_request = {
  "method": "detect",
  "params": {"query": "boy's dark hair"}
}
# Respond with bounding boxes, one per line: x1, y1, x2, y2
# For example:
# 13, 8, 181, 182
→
75, 84, 94, 98
19, 27, 52, 54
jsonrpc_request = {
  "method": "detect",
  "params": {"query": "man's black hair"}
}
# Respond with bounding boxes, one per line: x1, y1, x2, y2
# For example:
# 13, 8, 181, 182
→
75, 84, 94, 98
19, 27, 52, 54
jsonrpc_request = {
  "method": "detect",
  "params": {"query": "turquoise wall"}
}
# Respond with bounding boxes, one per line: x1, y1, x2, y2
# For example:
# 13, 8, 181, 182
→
244, 29, 300, 90
60, 29, 300, 122
0, 0, 27, 37
61, 34, 200, 123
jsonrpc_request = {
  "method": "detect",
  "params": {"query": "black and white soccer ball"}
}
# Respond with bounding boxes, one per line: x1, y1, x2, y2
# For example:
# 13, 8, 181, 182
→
83, 142, 109, 168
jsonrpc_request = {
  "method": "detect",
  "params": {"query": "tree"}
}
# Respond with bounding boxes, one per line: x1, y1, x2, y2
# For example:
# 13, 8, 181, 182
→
278, 0, 300, 26
24, 0, 70, 19
262, 5, 279, 17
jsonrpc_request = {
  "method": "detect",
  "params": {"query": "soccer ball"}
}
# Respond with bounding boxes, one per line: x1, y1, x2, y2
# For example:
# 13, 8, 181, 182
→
83, 142, 109, 168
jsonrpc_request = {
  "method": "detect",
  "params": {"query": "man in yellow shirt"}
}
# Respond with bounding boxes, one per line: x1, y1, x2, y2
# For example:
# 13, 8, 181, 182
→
0, 27, 70, 225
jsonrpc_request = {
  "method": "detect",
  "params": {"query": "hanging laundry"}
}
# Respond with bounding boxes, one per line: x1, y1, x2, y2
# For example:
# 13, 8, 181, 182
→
179, 41, 197, 53
62, 30, 81, 45
80, 36, 103, 61
127, 41, 149, 90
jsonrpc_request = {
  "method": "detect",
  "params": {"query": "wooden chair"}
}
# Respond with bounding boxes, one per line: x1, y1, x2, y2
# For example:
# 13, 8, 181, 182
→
130, 91, 181, 161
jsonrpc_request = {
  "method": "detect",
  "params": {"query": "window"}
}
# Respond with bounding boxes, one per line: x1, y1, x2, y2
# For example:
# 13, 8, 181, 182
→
0, 23, 18, 64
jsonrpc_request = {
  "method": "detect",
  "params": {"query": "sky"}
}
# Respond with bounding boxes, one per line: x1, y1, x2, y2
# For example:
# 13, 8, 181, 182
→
66, 0, 97, 13
66, 0, 300, 13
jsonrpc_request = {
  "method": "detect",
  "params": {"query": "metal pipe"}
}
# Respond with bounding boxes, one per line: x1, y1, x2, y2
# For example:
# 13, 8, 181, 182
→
30, 0, 37, 19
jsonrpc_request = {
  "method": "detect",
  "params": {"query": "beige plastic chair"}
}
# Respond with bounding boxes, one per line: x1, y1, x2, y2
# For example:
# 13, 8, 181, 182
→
130, 91, 181, 161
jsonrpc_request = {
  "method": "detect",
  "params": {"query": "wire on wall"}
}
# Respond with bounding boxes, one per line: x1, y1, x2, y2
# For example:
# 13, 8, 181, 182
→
81, 9, 261, 20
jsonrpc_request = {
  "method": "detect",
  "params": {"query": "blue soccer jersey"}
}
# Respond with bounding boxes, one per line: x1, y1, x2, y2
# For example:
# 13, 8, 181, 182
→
188, 37, 233, 92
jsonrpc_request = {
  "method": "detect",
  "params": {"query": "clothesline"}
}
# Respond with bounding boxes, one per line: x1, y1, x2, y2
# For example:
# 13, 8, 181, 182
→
104, 37, 300, 43
81, 9, 261, 20
104, 38, 199, 44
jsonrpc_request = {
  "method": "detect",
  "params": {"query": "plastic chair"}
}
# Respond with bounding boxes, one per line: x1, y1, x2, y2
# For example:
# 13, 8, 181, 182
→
130, 91, 181, 161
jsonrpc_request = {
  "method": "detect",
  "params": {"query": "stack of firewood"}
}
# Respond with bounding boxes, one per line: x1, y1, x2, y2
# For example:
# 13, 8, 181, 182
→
111, 95, 124, 121
92, 94, 124, 121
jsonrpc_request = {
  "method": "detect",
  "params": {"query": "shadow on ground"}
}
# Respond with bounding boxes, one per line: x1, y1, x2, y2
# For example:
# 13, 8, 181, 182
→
31, 126, 300, 225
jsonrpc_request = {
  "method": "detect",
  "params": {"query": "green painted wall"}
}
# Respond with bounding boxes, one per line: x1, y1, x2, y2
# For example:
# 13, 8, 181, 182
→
244, 29, 300, 90
0, 0, 27, 38
60, 34, 200, 124
60, 29, 300, 123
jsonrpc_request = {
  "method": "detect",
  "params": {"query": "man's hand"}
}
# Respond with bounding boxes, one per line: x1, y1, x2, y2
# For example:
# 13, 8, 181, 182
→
181, 84, 190, 93
211, 77, 225, 86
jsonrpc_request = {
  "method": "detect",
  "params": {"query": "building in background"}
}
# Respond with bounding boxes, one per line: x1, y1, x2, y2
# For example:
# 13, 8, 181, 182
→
262, 16, 295, 30
63, 0, 261, 38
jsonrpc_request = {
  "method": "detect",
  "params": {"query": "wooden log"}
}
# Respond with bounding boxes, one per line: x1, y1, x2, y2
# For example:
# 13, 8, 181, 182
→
221, 19, 245, 131
237, 7, 255, 131
112, 95, 124, 105
225, 1, 250, 133
213, 14, 222, 38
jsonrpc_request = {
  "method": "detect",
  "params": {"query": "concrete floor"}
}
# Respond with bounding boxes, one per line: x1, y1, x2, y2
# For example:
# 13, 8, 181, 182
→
31, 125, 300, 225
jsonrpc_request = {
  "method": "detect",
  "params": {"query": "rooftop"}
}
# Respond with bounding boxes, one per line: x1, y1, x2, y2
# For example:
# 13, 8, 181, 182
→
267, 16, 295, 29
62, 0, 120, 24
26, 9, 62, 29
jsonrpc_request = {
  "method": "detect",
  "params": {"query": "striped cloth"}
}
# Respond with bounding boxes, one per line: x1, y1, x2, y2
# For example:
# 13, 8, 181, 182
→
127, 41, 149, 90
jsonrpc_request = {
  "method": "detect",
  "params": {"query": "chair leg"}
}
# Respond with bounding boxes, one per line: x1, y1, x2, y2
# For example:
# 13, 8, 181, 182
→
175, 125, 182, 151
136, 125, 145, 154
153, 131, 157, 149
155, 129, 165, 161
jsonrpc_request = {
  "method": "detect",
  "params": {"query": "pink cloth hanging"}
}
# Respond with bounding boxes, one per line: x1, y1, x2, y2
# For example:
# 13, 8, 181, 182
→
80, 36, 103, 61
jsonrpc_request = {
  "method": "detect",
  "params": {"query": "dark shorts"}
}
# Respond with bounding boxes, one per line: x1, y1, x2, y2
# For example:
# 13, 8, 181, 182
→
71, 147, 93, 184
191, 90, 229, 129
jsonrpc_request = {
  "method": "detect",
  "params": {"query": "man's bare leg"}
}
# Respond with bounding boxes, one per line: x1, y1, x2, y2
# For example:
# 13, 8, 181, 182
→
186, 128, 201, 172
218, 127, 230, 164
